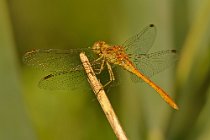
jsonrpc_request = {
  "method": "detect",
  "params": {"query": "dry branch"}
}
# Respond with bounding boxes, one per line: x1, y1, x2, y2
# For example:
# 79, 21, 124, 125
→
80, 52, 128, 140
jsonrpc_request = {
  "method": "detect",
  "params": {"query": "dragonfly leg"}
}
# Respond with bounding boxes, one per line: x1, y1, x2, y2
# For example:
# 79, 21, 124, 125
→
94, 57, 106, 74
96, 62, 115, 95
103, 62, 115, 87
96, 59, 105, 74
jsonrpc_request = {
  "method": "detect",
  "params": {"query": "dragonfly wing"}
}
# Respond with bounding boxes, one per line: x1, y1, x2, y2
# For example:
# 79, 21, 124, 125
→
23, 48, 96, 72
122, 24, 157, 55
130, 50, 178, 82
38, 64, 119, 90
38, 67, 89, 90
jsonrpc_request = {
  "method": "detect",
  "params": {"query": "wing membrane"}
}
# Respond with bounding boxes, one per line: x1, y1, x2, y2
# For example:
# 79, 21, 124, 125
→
23, 48, 96, 72
38, 68, 89, 90
130, 50, 178, 82
123, 24, 157, 55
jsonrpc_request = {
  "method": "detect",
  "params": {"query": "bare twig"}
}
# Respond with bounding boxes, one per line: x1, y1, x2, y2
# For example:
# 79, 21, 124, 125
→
80, 52, 128, 140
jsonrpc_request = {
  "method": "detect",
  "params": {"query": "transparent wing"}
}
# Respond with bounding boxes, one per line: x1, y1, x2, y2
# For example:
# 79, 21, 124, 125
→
23, 48, 96, 72
122, 24, 157, 56
38, 63, 117, 90
38, 68, 89, 90
130, 50, 178, 82
23, 48, 100, 90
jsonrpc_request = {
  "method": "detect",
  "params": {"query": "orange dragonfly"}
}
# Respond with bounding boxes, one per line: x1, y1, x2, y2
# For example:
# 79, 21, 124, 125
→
24, 24, 179, 110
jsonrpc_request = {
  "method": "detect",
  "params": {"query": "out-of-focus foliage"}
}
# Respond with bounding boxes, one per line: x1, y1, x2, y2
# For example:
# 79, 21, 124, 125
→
0, 0, 209, 140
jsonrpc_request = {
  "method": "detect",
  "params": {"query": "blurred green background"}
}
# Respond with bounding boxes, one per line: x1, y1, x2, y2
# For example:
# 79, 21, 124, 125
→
0, 0, 210, 140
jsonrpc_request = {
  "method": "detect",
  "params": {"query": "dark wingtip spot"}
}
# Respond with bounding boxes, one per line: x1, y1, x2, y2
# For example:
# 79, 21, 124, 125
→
149, 24, 154, 27
171, 50, 177, 53
43, 74, 54, 80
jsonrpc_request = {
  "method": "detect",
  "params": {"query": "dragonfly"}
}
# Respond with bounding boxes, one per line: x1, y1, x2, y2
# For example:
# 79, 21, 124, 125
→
23, 24, 179, 110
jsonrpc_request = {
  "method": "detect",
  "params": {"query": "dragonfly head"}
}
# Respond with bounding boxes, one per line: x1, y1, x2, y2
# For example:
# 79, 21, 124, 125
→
92, 41, 106, 55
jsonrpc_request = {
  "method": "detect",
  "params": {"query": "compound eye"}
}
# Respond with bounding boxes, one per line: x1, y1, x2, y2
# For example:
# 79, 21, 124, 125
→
96, 43, 101, 49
